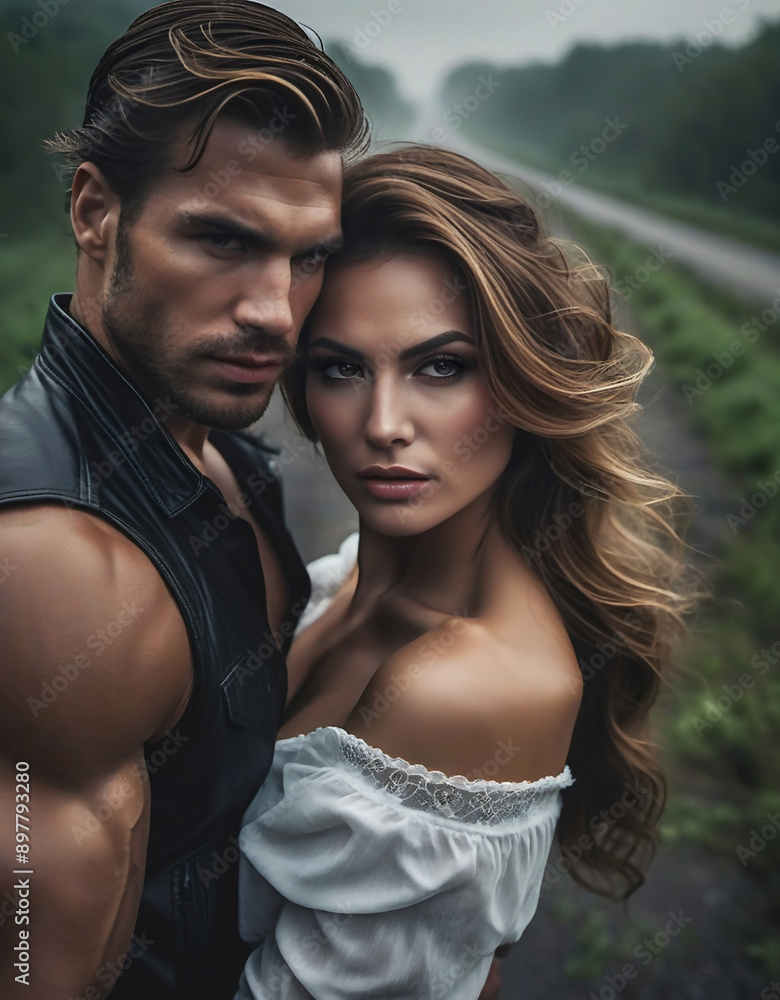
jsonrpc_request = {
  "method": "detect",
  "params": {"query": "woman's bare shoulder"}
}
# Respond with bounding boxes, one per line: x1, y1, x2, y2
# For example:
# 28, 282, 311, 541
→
344, 614, 583, 784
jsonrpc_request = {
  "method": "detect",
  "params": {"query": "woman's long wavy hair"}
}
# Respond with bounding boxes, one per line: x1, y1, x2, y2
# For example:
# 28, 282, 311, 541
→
283, 145, 699, 901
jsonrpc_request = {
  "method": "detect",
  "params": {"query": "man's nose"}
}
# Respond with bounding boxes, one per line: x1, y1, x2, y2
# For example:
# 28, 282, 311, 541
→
363, 377, 415, 449
233, 257, 296, 342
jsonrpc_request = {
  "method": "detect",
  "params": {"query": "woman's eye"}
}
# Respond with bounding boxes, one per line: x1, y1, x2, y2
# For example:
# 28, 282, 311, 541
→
323, 361, 363, 380
417, 356, 466, 378
293, 249, 325, 269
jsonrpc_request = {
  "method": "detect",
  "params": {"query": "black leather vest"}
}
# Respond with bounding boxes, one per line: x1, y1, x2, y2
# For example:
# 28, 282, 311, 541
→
0, 295, 310, 998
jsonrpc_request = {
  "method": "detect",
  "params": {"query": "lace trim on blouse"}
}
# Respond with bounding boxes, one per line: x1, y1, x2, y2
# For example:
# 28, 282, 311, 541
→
319, 727, 575, 827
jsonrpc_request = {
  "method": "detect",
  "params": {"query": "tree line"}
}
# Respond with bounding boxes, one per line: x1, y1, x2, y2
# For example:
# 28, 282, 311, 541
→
440, 19, 780, 223
0, 0, 414, 238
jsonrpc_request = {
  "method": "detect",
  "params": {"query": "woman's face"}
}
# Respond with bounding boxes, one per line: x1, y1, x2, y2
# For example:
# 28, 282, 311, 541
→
304, 253, 516, 536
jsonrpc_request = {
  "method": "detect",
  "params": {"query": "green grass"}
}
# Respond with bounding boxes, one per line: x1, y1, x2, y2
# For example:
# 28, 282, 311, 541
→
0, 229, 76, 395
557, 213, 780, 937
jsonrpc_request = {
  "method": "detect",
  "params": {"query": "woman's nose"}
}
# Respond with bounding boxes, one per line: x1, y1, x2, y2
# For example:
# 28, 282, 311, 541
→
363, 377, 415, 449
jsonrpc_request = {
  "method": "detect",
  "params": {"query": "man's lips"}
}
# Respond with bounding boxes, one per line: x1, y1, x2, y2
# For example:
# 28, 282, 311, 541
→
209, 352, 287, 368
206, 353, 286, 384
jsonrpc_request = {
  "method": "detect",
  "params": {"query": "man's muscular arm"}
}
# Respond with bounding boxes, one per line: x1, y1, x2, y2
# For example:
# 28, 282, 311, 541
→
0, 505, 192, 998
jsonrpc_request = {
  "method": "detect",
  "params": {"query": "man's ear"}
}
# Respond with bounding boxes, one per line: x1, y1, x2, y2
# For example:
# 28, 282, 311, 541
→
70, 162, 120, 261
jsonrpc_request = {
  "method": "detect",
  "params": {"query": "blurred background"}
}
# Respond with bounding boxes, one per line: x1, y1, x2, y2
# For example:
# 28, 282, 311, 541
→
1, 0, 779, 996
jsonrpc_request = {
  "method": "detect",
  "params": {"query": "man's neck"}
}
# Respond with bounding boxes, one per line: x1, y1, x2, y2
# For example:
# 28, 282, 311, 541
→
166, 413, 212, 470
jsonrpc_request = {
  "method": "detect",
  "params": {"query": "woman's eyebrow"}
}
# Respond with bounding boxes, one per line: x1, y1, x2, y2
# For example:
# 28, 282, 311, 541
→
307, 337, 363, 361
307, 331, 475, 362
398, 331, 475, 360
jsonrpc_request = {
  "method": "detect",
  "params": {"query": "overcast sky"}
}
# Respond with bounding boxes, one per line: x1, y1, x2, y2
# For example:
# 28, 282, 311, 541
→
271, 0, 780, 100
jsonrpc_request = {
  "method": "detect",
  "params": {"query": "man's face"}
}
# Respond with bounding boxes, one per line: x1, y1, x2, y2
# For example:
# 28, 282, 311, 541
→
100, 117, 343, 430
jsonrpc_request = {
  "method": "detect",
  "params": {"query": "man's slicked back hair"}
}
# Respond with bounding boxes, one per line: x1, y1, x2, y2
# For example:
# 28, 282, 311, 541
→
46, 0, 369, 219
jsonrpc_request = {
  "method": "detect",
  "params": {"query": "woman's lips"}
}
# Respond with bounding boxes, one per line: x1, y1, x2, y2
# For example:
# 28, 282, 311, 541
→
357, 466, 433, 501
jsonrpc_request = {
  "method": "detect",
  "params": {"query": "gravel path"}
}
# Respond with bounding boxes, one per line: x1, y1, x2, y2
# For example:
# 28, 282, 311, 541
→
425, 129, 780, 310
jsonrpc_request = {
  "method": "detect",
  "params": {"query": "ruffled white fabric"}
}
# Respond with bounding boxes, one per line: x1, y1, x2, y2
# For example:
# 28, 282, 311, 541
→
294, 533, 359, 634
235, 726, 574, 999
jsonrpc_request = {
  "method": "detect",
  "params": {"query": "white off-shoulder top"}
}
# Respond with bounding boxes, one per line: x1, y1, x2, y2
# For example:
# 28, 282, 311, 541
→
234, 535, 575, 999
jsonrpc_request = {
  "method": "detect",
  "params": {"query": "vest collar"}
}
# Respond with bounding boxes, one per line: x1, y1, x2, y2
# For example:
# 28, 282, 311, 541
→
40, 294, 205, 516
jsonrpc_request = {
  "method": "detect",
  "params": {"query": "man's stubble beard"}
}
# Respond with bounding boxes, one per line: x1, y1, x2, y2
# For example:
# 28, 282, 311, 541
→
101, 218, 283, 431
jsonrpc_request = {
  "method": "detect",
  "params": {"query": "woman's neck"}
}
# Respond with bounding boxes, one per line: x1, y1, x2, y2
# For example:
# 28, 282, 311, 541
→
351, 493, 504, 620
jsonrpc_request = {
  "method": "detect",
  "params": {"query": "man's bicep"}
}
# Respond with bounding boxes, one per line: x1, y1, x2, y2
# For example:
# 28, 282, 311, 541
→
0, 505, 191, 768
0, 752, 151, 997
0, 506, 190, 995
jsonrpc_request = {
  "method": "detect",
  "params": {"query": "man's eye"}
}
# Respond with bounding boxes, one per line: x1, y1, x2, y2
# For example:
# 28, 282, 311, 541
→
203, 234, 245, 251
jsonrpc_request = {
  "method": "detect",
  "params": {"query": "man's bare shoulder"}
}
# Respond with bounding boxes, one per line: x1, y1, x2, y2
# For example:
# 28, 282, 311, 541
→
0, 504, 191, 778
345, 617, 583, 785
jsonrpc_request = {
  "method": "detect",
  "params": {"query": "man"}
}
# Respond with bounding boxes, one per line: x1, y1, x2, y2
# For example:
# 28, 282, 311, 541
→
0, 3, 366, 996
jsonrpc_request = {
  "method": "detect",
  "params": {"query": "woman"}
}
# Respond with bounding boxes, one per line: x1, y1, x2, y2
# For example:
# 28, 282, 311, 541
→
234, 146, 696, 998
